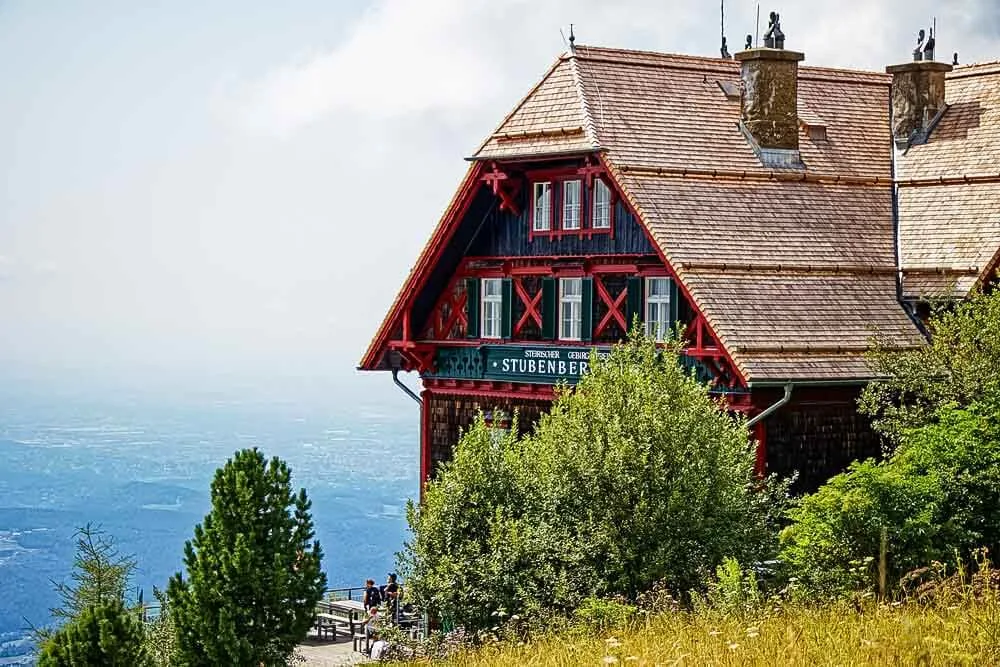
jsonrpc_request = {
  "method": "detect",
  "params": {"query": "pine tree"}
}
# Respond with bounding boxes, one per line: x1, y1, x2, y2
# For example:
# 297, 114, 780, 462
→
37, 601, 149, 667
167, 448, 327, 666
50, 524, 137, 622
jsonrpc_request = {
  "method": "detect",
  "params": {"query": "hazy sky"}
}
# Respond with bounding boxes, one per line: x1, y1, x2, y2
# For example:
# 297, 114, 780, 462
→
0, 0, 997, 401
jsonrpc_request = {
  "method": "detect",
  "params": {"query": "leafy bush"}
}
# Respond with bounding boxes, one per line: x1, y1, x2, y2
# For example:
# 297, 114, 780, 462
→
572, 597, 638, 631
781, 398, 1000, 597
861, 289, 1000, 443
37, 601, 149, 667
784, 289, 1000, 598
401, 332, 789, 630
700, 558, 764, 618
167, 448, 327, 665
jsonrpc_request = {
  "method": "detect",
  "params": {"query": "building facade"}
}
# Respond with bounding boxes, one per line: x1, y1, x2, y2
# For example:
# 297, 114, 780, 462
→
360, 37, 1000, 492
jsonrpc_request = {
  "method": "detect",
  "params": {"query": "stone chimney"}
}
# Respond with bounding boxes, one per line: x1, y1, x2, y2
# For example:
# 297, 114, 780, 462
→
886, 60, 952, 147
734, 13, 804, 168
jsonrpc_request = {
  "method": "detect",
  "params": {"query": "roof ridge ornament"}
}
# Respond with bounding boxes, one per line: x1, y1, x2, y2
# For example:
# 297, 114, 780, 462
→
762, 11, 784, 49
569, 23, 576, 54
923, 23, 936, 61
913, 29, 925, 61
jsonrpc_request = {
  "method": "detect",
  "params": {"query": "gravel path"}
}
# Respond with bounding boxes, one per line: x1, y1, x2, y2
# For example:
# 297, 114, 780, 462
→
296, 635, 370, 666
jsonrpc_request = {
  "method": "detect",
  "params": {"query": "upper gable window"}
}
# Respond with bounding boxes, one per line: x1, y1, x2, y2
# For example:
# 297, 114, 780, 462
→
592, 179, 611, 229
533, 182, 552, 232
562, 180, 581, 230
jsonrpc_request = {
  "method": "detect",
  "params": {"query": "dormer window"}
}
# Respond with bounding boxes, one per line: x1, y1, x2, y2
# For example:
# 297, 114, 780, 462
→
592, 179, 611, 229
532, 182, 552, 231
562, 180, 581, 230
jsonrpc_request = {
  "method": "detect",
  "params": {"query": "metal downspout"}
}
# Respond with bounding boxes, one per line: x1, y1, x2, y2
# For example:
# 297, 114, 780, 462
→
392, 368, 421, 405
746, 382, 793, 427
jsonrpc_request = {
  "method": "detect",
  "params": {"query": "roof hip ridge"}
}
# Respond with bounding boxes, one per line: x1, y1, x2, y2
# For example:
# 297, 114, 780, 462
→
569, 54, 602, 149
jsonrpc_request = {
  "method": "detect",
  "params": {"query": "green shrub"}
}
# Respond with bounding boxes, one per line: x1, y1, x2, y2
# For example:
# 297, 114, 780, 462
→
781, 399, 1000, 597
38, 601, 149, 667
572, 597, 638, 631
401, 332, 789, 630
700, 557, 764, 617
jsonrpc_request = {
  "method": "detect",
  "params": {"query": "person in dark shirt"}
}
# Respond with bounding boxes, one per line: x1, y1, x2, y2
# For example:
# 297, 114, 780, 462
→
384, 572, 400, 621
363, 578, 381, 611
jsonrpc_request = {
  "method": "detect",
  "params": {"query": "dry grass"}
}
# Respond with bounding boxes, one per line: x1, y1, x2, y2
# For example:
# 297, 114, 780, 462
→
413, 599, 1000, 666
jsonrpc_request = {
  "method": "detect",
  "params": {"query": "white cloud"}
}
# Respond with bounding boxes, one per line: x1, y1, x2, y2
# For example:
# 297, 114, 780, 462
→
225, 0, 1000, 138
230, 0, 503, 135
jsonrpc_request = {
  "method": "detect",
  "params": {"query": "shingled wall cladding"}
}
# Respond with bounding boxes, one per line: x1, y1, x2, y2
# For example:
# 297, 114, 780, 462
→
427, 393, 551, 477
763, 392, 882, 493
468, 197, 655, 257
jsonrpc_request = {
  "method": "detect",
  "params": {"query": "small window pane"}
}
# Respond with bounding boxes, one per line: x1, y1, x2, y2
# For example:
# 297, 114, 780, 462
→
563, 180, 581, 230
645, 277, 671, 342
481, 278, 503, 339
533, 182, 552, 231
592, 179, 611, 229
559, 278, 583, 340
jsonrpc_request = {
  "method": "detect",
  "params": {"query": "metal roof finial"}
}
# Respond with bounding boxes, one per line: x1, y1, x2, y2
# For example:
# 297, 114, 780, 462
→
763, 11, 784, 49
569, 23, 576, 53
923, 20, 936, 61
913, 29, 925, 61
953, 52, 959, 66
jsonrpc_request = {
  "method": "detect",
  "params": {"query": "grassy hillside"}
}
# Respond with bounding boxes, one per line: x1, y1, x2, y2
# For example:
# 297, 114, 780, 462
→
419, 599, 1000, 666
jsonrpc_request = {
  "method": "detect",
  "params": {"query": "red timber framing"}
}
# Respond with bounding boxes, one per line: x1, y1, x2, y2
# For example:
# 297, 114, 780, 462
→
360, 162, 486, 371
361, 152, 747, 394
482, 161, 522, 216
420, 389, 431, 498
525, 158, 617, 241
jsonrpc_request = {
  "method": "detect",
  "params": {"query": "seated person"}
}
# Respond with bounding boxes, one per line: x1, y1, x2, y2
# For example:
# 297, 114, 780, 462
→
364, 606, 379, 642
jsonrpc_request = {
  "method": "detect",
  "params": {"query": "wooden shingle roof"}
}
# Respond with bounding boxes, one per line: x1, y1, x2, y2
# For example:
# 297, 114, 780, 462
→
897, 61, 1000, 299
362, 46, 998, 384
473, 46, 920, 383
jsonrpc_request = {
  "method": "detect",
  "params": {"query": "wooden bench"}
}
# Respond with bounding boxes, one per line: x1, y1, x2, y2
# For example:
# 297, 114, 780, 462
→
313, 612, 350, 641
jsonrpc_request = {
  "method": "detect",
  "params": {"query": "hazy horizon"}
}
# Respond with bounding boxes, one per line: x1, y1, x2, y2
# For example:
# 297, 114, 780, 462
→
2, 0, 998, 402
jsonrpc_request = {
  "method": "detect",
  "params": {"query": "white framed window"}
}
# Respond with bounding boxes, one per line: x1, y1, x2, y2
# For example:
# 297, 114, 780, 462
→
562, 180, 581, 230
481, 278, 503, 339
533, 182, 552, 231
645, 277, 671, 342
559, 278, 583, 341
592, 179, 611, 229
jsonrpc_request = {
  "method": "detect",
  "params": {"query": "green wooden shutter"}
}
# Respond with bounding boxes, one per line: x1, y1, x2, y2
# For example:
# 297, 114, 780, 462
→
501, 278, 513, 339
541, 277, 556, 340
626, 276, 644, 333
669, 278, 680, 337
465, 278, 479, 338
581, 278, 593, 342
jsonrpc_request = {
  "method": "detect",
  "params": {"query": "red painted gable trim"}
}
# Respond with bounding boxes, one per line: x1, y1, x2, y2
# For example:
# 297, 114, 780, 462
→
359, 163, 486, 370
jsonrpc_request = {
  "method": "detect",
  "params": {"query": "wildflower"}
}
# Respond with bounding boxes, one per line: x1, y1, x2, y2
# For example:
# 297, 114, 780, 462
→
746, 626, 759, 638
606, 637, 622, 648
603, 656, 619, 665
727, 642, 740, 651
708, 630, 721, 636
625, 657, 639, 663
